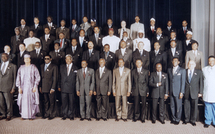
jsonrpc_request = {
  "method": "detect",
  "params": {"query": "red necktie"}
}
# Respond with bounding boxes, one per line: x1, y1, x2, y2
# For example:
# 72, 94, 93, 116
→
83, 70, 85, 79
60, 40, 63, 48
152, 29, 154, 33
184, 29, 186, 34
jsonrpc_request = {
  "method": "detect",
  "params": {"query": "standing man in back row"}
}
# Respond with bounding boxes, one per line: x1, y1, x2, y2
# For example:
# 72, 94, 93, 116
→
130, 16, 144, 40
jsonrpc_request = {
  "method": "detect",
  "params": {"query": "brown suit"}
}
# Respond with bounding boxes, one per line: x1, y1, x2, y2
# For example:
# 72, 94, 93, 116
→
112, 67, 131, 119
185, 50, 204, 70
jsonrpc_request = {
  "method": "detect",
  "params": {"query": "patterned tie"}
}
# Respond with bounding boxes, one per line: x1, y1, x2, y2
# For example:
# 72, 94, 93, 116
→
189, 71, 192, 83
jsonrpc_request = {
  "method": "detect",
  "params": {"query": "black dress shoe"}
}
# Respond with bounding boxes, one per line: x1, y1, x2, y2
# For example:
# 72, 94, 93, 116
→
87, 118, 91, 121
170, 121, 175, 124
48, 117, 54, 120
62, 117, 66, 120
0, 116, 6, 120
103, 118, 107, 121
182, 122, 187, 125
152, 120, 156, 124
115, 119, 119, 121
80, 118, 84, 121
141, 120, 145, 123
96, 118, 100, 121
132, 119, 137, 122
70, 117, 74, 120
6, 116, 11, 121
42, 116, 47, 119
191, 122, 196, 126
123, 119, 127, 122
161, 121, 165, 124
174, 122, 179, 125
204, 124, 209, 128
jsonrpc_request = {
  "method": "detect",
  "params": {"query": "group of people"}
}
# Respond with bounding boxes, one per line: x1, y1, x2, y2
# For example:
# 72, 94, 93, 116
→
0, 15, 214, 129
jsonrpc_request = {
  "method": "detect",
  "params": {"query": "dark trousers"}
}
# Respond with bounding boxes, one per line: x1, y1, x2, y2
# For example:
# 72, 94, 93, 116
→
184, 96, 198, 123
152, 98, 165, 122
133, 95, 146, 121
61, 92, 74, 118
79, 96, 92, 119
96, 95, 109, 119
170, 95, 182, 122
0, 92, 13, 117
43, 92, 55, 118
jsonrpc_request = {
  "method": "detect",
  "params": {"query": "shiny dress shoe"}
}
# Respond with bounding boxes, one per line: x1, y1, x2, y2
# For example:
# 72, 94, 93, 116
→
182, 121, 187, 125
103, 118, 107, 121
70, 117, 74, 120
132, 119, 137, 122
48, 117, 54, 120
170, 121, 175, 124
80, 118, 84, 121
87, 118, 91, 121
96, 118, 100, 121
62, 117, 66, 120
174, 122, 179, 125
191, 122, 196, 126
152, 120, 156, 124
204, 124, 209, 128
141, 120, 145, 123
6, 116, 11, 121
123, 119, 127, 122
115, 118, 119, 121
161, 121, 165, 124
0, 116, 6, 120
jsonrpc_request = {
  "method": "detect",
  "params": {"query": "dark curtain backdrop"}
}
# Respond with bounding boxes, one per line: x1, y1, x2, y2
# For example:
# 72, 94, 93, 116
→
0, 0, 191, 51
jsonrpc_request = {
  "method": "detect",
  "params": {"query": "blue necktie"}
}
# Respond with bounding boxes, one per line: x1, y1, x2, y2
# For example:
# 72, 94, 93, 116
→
188, 71, 192, 83
44, 64, 48, 71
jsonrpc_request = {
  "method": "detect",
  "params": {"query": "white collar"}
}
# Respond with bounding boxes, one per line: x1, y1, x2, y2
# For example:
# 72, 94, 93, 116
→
45, 62, 51, 67
45, 34, 50, 37
61, 26, 65, 29
48, 22, 53, 25
173, 65, 179, 70
55, 49, 60, 53
67, 63, 73, 67
84, 22, 88, 25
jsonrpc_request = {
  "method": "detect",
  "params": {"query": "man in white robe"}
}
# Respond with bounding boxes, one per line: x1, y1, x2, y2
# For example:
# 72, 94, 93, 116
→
133, 30, 151, 52
24, 30, 40, 52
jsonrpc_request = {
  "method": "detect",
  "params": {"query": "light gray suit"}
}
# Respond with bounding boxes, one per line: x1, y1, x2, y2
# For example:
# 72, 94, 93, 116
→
130, 22, 144, 39
80, 22, 91, 36
0, 62, 16, 117
185, 50, 204, 70
76, 67, 95, 119
112, 67, 131, 119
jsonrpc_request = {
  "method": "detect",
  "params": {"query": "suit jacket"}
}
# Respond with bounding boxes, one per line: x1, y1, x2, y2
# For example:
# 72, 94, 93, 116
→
76, 36, 89, 52
163, 27, 176, 37
166, 48, 183, 68
112, 67, 131, 96
149, 72, 168, 98
168, 66, 186, 96
133, 49, 150, 70
131, 68, 149, 96
30, 49, 46, 70
150, 50, 167, 72
119, 39, 133, 50
182, 39, 198, 55
177, 27, 191, 41
54, 38, 70, 52
118, 28, 130, 39
40, 63, 58, 93
168, 39, 183, 51
40, 35, 55, 53
102, 24, 118, 36
56, 27, 70, 39
185, 50, 204, 70
0, 63, 16, 92
17, 50, 30, 68
49, 50, 65, 66
66, 46, 83, 69
76, 67, 95, 96
89, 34, 104, 52
70, 25, 81, 39
100, 51, 116, 71
185, 69, 203, 99
11, 35, 25, 54
59, 64, 78, 94
95, 68, 112, 95
145, 27, 156, 41
82, 49, 100, 70
151, 34, 169, 51
43, 23, 57, 36
30, 24, 43, 38
19, 25, 30, 38
115, 48, 132, 69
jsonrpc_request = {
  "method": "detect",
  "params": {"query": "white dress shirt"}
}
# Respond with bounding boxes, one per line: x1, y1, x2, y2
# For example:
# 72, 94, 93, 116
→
102, 35, 120, 53
119, 66, 124, 76
1, 61, 9, 74
99, 66, 105, 78
192, 50, 197, 56
171, 47, 176, 56
173, 65, 179, 74
186, 40, 190, 46
121, 48, 126, 56
79, 36, 85, 47
35, 24, 39, 29
45, 34, 50, 41
67, 63, 73, 76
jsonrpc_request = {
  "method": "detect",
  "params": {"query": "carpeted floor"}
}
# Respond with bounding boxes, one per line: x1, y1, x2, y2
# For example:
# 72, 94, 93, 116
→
0, 117, 214, 134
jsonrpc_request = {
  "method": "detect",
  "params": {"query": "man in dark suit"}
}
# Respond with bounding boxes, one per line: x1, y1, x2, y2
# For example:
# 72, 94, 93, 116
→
100, 44, 115, 71
166, 40, 183, 68
89, 26, 104, 52
94, 58, 112, 121
82, 41, 100, 71
183, 60, 203, 126
76, 60, 95, 121
149, 63, 168, 124
43, 16, 57, 36
131, 59, 149, 123
56, 20, 70, 40
86, 18, 98, 38
76, 29, 89, 52
145, 18, 156, 42
168, 31, 183, 51
58, 54, 78, 120
163, 21, 176, 38
70, 19, 80, 39
30, 17, 43, 38
49, 43, 65, 67
150, 42, 167, 72
11, 27, 25, 54
120, 31, 133, 50
177, 20, 191, 41
0, 53, 16, 121
151, 27, 169, 51
167, 57, 186, 125
133, 41, 150, 70
17, 43, 29, 68
115, 41, 132, 69
40, 27, 55, 53
30, 42, 46, 70
40, 55, 58, 120
182, 31, 198, 55
54, 32, 70, 52
19, 19, 30, 38
66, 38, 83, 69
0, 45, 16, 64
102, 18, 118, 36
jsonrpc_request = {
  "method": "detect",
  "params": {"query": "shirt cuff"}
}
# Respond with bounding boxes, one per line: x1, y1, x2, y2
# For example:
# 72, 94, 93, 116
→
51, 89, 55, 91
157, 83, 159, 87
165, 94, 168, 96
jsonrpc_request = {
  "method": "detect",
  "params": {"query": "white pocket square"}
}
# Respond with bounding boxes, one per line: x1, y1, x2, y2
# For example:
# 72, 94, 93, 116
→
177, 73, 181, 75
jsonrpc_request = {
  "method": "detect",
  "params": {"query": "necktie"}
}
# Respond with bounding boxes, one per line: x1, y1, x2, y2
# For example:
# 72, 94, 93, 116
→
81, 38, 83, 47
72, 26, 75, 31
189, 71, 192, 83
158, 72, 161, 82
89, 50, 92, 57
49, 25, 51, 30
100, 68, 103, 78
140, 51, 142, 56
1, 63, 6, 75
67, 65, 69, 76
44, 64, 48, 71
105, 52, 108, 59
72, 47, 75, 53
138, 68, 141, 74
60, 40, 63, 48
83, 69, 86, 79
152, 28, 154, 33
96, 34, 98, 44
37, 50, 39, 57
